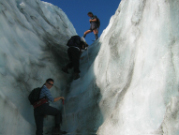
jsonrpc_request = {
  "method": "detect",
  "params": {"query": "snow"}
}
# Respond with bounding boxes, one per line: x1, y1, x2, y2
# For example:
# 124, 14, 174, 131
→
0, 0, 179, 135
63, 0, 179, 135
0, 0, 76, 134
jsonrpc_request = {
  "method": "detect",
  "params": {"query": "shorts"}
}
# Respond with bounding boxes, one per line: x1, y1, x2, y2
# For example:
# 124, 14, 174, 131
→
89, 23, 99, 31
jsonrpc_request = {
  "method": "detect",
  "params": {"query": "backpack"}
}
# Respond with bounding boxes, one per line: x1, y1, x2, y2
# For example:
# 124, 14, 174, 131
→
67, 35, 81, 48
28, 87, 42, 105
96, 17, 100, 28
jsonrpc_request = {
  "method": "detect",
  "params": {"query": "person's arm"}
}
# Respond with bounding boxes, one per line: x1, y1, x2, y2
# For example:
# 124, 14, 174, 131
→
90, 18, 97, 22
54, 96, 65, 102
90, 16, 97, 22
91, 18, 97, 22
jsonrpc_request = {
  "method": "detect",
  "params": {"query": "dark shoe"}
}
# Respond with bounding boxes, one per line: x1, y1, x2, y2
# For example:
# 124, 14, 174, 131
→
62, 67, 69, 74
60, 130, 68, 134
52, 127, 60, 135
73, 73, 80, 80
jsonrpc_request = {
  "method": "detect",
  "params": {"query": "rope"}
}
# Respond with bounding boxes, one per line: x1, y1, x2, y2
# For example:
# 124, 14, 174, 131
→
87, 48, 90, 67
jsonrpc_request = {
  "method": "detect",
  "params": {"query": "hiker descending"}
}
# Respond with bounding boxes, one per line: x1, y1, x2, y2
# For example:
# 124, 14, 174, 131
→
83, 12, 100, 40
29, 78, 66, 135
62, 35, 88, 80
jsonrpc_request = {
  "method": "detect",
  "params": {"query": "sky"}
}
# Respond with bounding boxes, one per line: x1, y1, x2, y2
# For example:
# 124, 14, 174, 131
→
41, 0, 121, 45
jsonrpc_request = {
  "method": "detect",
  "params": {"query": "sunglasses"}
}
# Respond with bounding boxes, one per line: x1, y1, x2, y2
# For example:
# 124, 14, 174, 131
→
48, 82, 54, 86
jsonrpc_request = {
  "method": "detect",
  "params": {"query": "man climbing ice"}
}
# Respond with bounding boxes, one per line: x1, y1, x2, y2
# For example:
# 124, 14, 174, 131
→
83, 12, 100, 40
33, 78, 66, 135
62, 35, 88, 80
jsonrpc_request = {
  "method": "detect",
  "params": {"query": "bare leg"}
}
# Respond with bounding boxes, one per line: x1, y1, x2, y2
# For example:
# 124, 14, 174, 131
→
83, 30, 92, 38
93, 29, 99, 39
93, 29, 98, 34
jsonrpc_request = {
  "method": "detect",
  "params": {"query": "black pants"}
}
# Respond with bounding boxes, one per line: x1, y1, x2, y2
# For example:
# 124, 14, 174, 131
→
34, 103, 62, 135
66, 47, 81, 73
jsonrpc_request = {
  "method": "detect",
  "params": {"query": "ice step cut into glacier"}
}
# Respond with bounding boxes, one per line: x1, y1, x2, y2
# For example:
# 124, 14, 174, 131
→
0, 0, 179, 135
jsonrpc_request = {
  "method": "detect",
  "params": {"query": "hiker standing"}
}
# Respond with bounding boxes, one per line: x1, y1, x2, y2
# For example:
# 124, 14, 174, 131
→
62, 35, 88, 80
83, 12, 100, 40
33, 78, 66, 135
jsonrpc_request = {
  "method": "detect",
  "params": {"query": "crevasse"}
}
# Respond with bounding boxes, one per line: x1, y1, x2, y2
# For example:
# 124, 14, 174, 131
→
0, 0, 179, 135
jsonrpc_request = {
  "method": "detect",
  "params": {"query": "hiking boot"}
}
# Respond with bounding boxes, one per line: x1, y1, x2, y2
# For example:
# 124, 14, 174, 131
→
62, 67, 69, 74
73, 73, 80, 80
52, 127, 60, 135
60, 130, 68, 134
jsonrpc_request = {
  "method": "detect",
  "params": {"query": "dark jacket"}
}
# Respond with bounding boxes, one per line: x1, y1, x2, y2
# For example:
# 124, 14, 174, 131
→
67, 35, 88, 50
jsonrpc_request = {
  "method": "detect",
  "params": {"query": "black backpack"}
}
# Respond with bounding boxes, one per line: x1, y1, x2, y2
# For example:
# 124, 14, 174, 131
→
96, 17, 100, 27
28, 87, 42, 105
67, 35, 81, 48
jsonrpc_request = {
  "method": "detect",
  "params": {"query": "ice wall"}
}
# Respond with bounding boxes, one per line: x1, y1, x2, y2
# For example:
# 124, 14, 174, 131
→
1, 0, 179, 135
0, 0, 76, 134
63, 0, 179, 135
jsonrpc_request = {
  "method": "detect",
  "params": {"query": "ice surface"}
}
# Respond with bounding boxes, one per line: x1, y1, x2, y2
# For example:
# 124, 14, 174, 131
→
0, 0, 76, 134
62, 0, 179, 135
0, 0, 179, 135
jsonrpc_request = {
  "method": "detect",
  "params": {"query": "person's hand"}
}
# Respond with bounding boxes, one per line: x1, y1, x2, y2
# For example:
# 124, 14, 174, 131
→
81, 56, 85, 60
61, 97, 65, 100
54, 96, 65, 102
89, 19, 92, 22
61, 97, 65, 105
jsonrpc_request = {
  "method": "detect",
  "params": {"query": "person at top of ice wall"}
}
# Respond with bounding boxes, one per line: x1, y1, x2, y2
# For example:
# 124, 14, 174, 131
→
83, 12, 100, 40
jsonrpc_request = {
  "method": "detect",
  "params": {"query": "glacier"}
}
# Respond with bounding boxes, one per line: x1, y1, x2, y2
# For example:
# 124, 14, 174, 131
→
0, 0, 76, 134
0, 0, 179, 135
